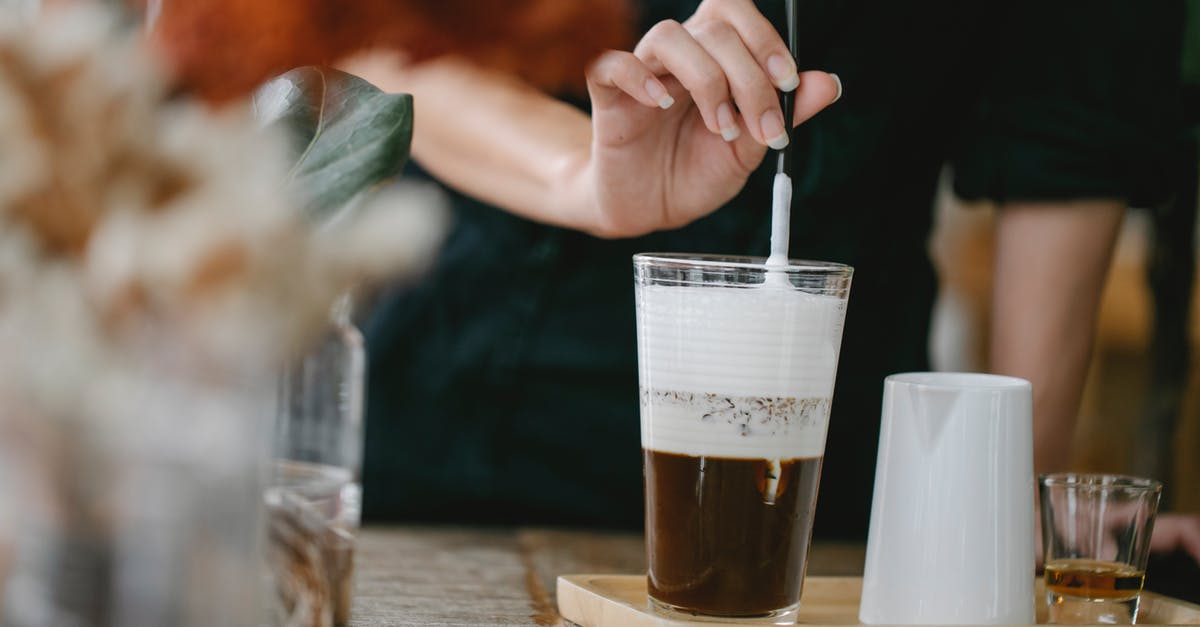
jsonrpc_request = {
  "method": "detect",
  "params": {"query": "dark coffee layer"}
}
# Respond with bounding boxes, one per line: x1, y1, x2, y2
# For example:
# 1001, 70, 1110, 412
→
644, 449, 822, 616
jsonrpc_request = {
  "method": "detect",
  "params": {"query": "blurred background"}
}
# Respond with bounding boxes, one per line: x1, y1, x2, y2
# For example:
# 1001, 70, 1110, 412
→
930, 181, 1200, 512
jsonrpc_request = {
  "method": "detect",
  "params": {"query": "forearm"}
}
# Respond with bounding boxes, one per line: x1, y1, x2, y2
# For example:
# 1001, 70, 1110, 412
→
342, 53, 598, 232
341, 0, 843, 239
988, 201, 1124, 473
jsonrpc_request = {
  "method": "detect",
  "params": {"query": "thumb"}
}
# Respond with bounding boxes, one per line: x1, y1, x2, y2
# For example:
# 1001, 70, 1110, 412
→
791, 71, 842, 126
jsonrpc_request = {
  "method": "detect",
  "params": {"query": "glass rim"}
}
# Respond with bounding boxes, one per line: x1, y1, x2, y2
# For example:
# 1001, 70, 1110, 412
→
633, 253, 853, 276
886, 372, 1030, 391
1039, 472, 1162, 493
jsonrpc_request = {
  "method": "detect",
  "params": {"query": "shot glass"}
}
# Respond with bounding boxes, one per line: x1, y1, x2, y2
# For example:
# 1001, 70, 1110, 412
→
1039, 473, 1162, 624
634, 253, 852, 623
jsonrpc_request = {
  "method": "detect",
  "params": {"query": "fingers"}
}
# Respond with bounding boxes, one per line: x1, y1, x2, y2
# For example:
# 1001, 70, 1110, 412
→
715, 0, 802, 92
631, 5, 843, 149
634, 20, 731, 137
594, 0, 846, 149
1181, 519, 1200, 564
635, 18, 788, 147
1183, 520, 1200, 565
791, 71, 843, 126
686, 19, 786, 147
1151, 514, 1200, 565
586, 50, 675, 111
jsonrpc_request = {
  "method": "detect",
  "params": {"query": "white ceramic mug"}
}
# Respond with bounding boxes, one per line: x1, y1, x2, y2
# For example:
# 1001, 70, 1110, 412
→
859, 372, 1035, 624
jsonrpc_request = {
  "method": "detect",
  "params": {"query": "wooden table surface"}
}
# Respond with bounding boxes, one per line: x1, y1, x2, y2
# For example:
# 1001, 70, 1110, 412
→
349, 526, 866, 627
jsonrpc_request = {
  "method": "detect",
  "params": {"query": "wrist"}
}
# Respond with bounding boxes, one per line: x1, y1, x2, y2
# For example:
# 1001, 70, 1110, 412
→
551, 149, 626, 239
563, 155, 670, 239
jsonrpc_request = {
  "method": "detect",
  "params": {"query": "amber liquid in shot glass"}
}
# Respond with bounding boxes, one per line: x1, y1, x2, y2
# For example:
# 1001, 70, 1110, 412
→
1040, 474, 1160, 624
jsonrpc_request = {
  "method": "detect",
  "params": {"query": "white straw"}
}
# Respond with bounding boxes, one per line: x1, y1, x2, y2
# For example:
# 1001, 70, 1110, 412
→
762, 170, 792, 289
767, 171, 792, 267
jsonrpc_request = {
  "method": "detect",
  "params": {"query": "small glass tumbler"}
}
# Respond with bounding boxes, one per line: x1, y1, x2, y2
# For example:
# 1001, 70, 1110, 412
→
1039, 473, 1162, 624
269, 296, 365, 627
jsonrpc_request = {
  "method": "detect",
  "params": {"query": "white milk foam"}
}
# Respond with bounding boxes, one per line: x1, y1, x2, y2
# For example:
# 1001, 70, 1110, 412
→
636, 283, 845, 459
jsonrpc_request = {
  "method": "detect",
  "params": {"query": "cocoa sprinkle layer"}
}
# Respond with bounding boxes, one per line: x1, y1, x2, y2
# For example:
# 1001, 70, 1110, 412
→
642, 390, 828, 437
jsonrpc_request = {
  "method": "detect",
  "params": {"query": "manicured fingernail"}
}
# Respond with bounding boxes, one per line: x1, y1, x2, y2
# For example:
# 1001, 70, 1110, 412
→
761, 110, 788, 149
716, 102, 740, 142
768, 54, 800, 92
645, 78, 674, 109
829, 73, 843, 103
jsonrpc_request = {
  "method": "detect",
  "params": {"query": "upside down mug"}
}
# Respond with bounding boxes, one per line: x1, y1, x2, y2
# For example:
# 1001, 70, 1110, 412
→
859, 372, 1035, 624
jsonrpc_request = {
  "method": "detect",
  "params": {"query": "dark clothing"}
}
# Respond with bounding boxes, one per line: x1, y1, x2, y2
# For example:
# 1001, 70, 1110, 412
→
361, 0, 1184, 538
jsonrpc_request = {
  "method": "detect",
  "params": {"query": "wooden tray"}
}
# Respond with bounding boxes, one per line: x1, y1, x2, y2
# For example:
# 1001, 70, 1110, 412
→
556, 575, 1200, 626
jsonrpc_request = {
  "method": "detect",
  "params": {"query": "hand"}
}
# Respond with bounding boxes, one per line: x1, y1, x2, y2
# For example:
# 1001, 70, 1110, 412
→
1150, 513, 1200, 564
1034, 508, 1200, 569
579, 0, 841, 237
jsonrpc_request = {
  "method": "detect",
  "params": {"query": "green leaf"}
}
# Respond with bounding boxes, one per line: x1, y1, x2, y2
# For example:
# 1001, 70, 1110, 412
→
254, 66, 414, 224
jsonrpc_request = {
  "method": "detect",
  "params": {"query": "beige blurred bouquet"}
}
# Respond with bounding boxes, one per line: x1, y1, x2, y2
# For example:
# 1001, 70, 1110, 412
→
0, 5, 446, 625
0, 0, 630, 622
0, 5, 448, 405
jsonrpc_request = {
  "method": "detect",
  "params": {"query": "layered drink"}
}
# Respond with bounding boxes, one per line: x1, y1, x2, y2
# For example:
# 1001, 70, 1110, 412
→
634, 254, 851, 620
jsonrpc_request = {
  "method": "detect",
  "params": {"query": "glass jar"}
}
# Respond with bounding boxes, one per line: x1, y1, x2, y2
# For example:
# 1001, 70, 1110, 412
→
268, 295, 365, 627
0, 370, 269, 626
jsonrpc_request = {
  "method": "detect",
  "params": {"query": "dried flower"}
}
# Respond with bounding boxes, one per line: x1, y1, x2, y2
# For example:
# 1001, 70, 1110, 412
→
0, 5, 446, 406
147, 0, 633, 103
0, 8, 448, 620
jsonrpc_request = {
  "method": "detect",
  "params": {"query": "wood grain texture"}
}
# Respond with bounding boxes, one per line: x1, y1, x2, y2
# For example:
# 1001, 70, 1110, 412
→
350, 526, 535, 626
559, 575, 1200, 627
517, 528, 647, 616
1138, 590, 1200, 624
348, 527, 866, 626
346, 526, 1196, 627
557, 575, 863, 626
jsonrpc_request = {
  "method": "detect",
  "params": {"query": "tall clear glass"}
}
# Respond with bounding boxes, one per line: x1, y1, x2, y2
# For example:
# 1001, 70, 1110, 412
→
1040, 473, 1162, 624
634, 253, 852, 623
268, 296, 365, 627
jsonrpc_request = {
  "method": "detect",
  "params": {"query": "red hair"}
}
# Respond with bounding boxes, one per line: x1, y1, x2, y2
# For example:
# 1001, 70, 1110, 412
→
150, 0, 633, 102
